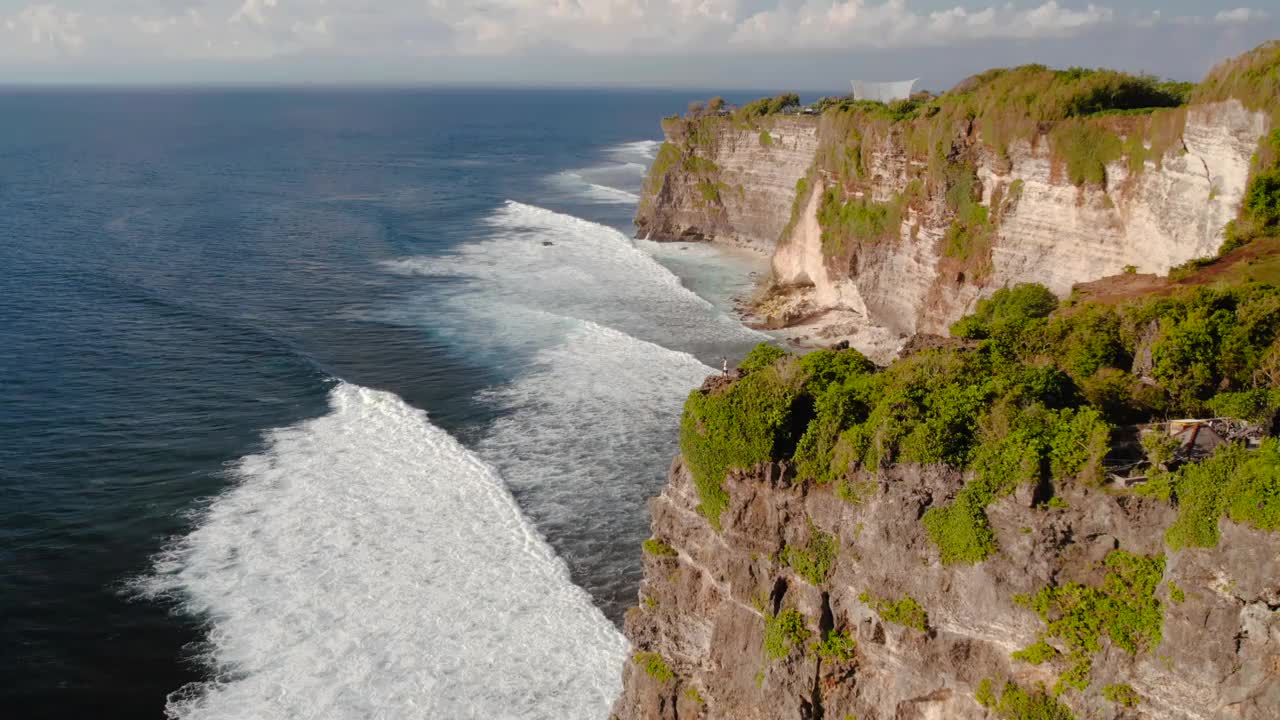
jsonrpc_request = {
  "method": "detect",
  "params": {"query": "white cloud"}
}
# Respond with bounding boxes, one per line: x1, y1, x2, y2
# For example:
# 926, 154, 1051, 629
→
1214, 7, 1269, 25
729, 1, 1115, 50
231, 0, 279, 26
11, 4, 84, 55
0, 1, 1273, 66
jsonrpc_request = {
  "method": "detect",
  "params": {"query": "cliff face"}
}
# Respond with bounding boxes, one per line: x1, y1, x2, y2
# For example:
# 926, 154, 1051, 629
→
612, 457, 1280, 720
634, 116, 818, 253
637, 101, 1270, 362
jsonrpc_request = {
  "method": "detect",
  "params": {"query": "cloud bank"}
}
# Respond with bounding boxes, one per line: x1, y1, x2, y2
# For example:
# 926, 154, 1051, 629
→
0, 1, 1273, 83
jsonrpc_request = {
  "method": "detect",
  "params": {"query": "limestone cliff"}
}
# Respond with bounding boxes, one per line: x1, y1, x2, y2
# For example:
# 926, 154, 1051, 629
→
635, 48, 1278, 362
614, 44, 1280, 720
612, 457, 1280, 720
635, 116, 819, 254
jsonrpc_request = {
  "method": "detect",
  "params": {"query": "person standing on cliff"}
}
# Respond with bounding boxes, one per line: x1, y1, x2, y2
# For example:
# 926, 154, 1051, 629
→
721, 357, 729, 376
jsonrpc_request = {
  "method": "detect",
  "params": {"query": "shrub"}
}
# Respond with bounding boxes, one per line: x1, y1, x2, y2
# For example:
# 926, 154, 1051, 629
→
642, 539, 678, 557
782, 526, 838, 585
759, 129, 774, 147
1102, 683, 1141, 707
983, 681, 1076, 720
812, 628, 857, 662
763, 609, 811, 659
1011, 639, 1059, 665
1016, 550, 1165, 692
1051, 120, 1123, 186
951, 284, 1059, 339
817, 188, 898, 256
859, 591, 928, 632
1207, 388, 1278, 423
924, 404, 1110, 564
739, 93, 801, 118
634, 652, 674, 683
680, 358, 807, 528
1166, 439, 1280, 549
740, 343, 790, 373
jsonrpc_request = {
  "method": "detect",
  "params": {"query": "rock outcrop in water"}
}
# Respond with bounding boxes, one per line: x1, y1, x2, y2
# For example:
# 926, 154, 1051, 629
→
634, 44, 1279, 362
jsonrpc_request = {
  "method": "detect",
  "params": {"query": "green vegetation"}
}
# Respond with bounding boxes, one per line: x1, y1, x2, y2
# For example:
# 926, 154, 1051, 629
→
1102, 683, 1141, 707
642, 538, 679, 557
1011, 639, 1059, 665
682, 281, 1280, 569
696, 179, 723, 205
1051, 120, 1123, 186
977, 679, 1076, 720
976, 678, 997, 707
640, 141, 683, 207
781, 525, 838, 585
923, 403, 1109, 564
950, 283, 1059, 339
1015, 550, 1165, 693
763, 609, 811, 660
759, 129, 774, 147
780, 172, 815, 244
1164, 438, 1280, 550
859, 591, 928, 632
1225, 129, 1280, 251
634, 652, 675, 683
738, 93, 800, 119
680, 355, 809, 528
812, 627, 857, 662
683, 686, 705, 705
1168, 581, 1186, 604
740, 343, 789, 372
816, 186, 916, 257
1192, 40, 1280, 115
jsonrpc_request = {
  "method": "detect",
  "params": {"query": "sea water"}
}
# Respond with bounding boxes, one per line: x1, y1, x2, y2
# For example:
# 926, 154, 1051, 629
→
0, 88, 771, 719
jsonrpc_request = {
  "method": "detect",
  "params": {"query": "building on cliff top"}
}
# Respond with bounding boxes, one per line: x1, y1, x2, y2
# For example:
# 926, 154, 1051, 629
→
850, 78, 918, 103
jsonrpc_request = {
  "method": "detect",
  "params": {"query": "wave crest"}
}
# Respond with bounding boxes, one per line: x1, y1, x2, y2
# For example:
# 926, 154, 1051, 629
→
139, 382, 627, 720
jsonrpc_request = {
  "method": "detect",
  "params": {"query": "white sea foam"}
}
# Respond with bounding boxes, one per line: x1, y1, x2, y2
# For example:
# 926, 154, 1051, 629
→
475, 317, 712, 606
140, 382, 627, 720
377, 200, 764, 611
606, 140, 662, 163
382, 200, 764, 355
549, 170, 641, 204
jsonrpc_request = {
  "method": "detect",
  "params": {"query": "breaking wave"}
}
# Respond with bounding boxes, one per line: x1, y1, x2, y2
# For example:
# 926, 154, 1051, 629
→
606, 140, 661, 163
381, 200, 763, 614
544, 139, 657, 204
549, 170, 641, 204
383, 200, 764, 356
140, 382, 627, 720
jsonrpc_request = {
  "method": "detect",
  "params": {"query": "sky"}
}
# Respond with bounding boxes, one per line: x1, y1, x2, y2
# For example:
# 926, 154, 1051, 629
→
0, 1, 1276, 89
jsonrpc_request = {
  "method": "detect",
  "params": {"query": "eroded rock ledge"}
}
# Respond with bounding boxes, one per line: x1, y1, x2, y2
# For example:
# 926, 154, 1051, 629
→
612, 457, 1280, 720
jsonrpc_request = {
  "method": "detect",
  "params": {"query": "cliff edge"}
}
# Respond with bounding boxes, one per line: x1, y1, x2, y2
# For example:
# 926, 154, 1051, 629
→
613, 236, 1280, 718
635, 43, 1280, 363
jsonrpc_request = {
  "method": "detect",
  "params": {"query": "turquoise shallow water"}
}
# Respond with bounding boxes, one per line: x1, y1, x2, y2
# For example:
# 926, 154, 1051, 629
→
0, 88, 772, 719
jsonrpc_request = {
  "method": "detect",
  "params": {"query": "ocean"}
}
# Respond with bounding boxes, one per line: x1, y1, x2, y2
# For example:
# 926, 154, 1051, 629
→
0, 88, 773, 719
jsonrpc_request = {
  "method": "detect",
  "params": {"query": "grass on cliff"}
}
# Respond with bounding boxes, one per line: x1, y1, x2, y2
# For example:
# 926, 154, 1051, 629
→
763, 609, 811, 660
858, 591, 929, 632
1014, 550, 1165, 693
782, 523, 838, 585
634, 652, 675, 683
977, 679, 1076, 720
679, 274, 1280, 565
1163, 438, 1280, 549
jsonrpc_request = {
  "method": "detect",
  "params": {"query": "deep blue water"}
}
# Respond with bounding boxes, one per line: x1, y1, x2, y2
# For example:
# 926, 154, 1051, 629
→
0, 88, 773, 719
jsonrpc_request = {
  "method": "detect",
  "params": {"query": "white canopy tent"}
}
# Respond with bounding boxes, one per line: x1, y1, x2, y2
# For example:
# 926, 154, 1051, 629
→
850, 79, 919, 103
